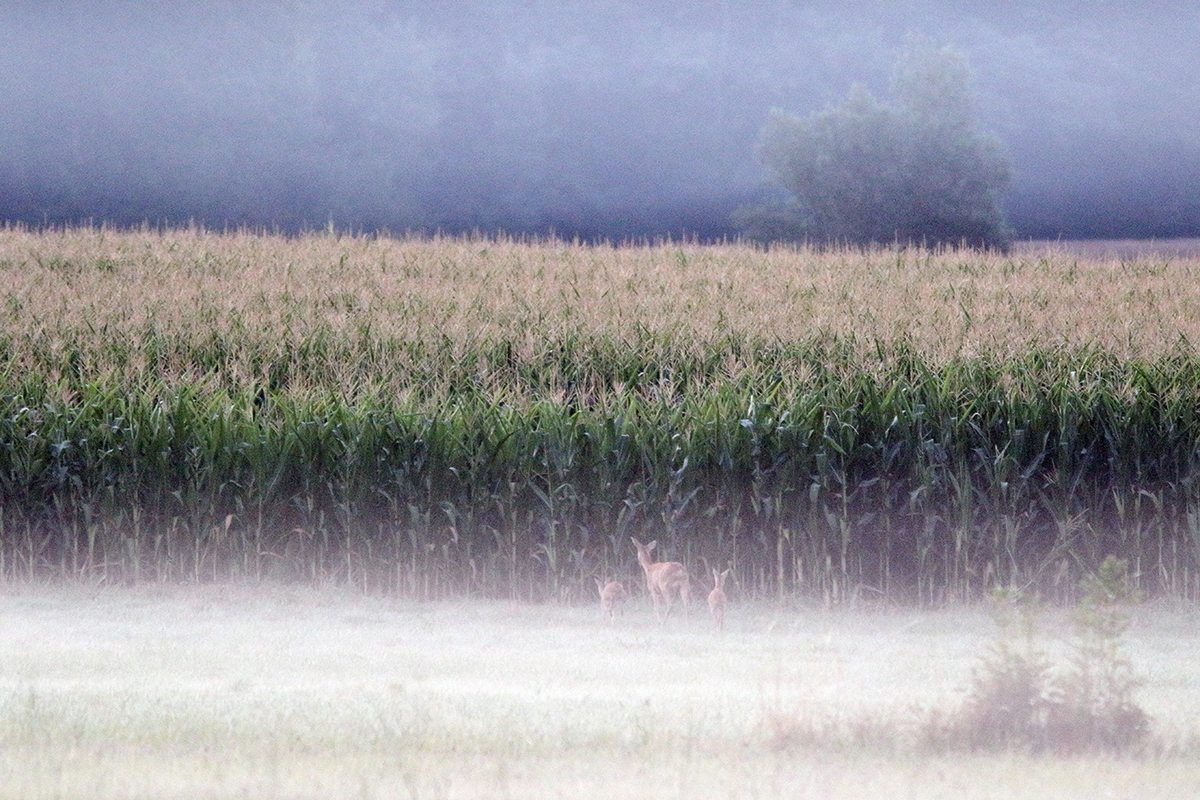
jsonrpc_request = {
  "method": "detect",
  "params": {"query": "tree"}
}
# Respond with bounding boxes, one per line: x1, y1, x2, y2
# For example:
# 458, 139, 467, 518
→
745, 36, 1011, 249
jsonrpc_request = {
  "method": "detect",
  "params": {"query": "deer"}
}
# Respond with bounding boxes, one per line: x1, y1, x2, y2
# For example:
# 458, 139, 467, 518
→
594, 577, 629, 624
708, 567, 729, 631
630, 537, 691, 621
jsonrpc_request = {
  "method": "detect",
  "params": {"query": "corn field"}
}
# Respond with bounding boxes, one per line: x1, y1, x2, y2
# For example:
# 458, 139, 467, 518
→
4, 225, 1200, 603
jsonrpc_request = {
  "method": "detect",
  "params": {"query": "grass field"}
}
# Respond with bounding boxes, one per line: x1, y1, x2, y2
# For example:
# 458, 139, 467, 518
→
2, 584, 1200, 799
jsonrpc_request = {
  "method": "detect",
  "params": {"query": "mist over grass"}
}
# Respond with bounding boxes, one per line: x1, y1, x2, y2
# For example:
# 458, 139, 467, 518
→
1, 586, 1199, 798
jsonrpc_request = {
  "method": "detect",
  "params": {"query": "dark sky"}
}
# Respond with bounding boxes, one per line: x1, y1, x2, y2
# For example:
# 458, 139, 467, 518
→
2, 1, 1198, 240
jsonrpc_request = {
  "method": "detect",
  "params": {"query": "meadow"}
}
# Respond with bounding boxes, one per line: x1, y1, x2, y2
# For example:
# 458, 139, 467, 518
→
5, 226, 1200, 602
2, 584, 1200, 799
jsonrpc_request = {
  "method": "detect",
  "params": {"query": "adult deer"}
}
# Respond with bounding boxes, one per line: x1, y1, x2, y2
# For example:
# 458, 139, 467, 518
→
630, 537, 690, 621
594, 577, 629, 624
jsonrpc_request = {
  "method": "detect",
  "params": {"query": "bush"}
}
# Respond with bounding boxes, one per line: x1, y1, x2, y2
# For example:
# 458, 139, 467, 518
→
946, 558, 1150, 754
747, 36, 1011, 250
952, 589, 1055, 750
1045, 555, 1151, 752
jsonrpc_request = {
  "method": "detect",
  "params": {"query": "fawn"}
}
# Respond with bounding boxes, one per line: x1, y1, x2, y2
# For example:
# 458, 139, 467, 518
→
630, 537, 691, 621
594, 577, 629, 623
708, 567, 729, 631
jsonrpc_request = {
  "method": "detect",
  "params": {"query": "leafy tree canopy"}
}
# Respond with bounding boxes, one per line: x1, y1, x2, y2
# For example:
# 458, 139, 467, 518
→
744, 36, 1012, 249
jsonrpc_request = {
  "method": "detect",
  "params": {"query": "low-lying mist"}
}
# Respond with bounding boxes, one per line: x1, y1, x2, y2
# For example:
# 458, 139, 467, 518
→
3, 585, 1199, 798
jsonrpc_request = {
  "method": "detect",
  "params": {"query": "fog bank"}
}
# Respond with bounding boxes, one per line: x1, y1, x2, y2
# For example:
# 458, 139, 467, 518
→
2, 2, 1197, 240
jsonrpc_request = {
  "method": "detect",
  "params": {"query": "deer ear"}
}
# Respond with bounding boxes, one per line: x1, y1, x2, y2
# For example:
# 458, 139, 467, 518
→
647, 540, 657, 551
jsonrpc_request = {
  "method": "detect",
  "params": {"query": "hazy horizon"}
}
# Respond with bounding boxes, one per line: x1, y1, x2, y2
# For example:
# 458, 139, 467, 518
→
2, 1, 1198, 241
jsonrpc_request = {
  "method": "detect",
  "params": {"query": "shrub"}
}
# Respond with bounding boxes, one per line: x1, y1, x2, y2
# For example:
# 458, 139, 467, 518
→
1045, 555, 1151, 752
952, 588, 1055, 750
946, 558, 1150, 753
